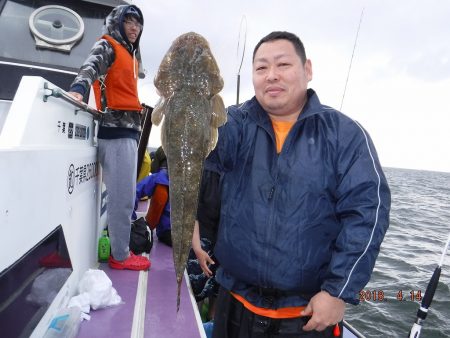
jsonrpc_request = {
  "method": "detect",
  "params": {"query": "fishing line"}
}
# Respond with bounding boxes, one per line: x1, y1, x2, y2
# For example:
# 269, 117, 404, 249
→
438, 231, 450, 266
408, 231, 450, 338
236, 15, 247, 105
340, 7, 364, 111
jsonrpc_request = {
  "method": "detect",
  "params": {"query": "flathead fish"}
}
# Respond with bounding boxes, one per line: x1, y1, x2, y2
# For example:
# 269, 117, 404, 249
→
151, 32, 226, 310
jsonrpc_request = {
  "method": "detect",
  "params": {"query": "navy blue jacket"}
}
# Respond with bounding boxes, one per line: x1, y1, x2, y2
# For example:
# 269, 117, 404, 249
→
206, 89, 391, 308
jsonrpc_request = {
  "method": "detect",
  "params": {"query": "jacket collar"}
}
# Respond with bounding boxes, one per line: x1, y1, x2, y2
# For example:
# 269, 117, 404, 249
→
243, 88, 323, 129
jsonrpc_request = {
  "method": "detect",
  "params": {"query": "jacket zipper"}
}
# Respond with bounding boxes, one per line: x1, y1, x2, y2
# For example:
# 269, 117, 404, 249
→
268, 187, 275, 200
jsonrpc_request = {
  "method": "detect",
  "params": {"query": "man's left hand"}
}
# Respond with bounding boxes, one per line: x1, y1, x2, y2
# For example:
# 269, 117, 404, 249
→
301, 291, 345, 332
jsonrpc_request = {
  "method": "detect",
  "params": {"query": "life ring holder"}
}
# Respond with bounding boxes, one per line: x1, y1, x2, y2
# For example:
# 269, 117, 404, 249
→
29, 5, 84, 49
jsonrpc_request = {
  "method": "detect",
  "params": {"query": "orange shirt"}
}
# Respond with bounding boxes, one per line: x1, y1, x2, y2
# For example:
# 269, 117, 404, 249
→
271, 119, 295, 153
231, 292, 305, 319
231, 118, 306, 319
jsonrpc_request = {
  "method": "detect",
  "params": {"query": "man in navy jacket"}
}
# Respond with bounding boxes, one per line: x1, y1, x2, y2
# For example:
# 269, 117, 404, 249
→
196, 31, 390, 337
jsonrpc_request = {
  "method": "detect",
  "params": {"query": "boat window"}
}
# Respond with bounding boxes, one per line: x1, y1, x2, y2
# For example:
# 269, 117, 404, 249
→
0, 225, 73, 337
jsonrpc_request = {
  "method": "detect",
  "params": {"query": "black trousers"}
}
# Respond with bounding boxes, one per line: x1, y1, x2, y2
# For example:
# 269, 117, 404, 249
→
212, 287, 342, 338
157, 230, 172, 247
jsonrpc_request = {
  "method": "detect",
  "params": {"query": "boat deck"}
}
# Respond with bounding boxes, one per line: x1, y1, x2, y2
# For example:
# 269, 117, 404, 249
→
77, 237, 205, 338
76, 198, 360, 338
76, 241, 360, 338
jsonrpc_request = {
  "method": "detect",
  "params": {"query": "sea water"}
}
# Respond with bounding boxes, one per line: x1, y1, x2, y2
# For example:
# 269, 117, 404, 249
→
345, 167, 450, 338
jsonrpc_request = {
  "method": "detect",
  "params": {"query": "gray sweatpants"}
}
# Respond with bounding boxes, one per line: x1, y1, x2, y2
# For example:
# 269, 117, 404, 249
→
98, 138, 137, 261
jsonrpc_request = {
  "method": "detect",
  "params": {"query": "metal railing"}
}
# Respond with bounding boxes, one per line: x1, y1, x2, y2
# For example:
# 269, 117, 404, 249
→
43, 82, 103, 119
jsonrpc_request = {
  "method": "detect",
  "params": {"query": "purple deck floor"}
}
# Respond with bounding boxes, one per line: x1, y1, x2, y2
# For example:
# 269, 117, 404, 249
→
77, 236, 203, 338
77, 265, 139, 337
144, 240, 202, 338
136, 199, 149, 214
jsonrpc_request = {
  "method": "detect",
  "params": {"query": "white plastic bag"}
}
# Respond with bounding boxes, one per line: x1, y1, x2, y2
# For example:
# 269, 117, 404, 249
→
68, 292, 91, 314
76, 269, 121, 310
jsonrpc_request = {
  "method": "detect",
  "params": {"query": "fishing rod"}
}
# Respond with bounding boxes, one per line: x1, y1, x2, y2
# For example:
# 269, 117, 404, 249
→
136, 104, 153, 179
340, 7, 364, 111
408, 231, 450, 338
236, 15, 247, 105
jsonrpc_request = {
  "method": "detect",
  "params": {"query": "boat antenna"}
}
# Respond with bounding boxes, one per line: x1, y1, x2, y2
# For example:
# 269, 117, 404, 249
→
340, 7, 364, 111
408, 231, 450, 338
236, 15, 247, 105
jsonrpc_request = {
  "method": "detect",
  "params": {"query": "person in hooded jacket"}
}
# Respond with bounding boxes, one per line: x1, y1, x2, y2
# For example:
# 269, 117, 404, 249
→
68, 5, 150, 271
132, 148, 172, 247
196, 31, 391, 338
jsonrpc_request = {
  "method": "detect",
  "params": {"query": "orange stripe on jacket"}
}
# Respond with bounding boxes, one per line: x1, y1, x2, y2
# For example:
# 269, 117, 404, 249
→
146, 184, 169, 230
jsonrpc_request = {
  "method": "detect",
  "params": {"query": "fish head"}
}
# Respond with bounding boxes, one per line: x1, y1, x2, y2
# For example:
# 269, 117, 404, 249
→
154, 32, 224, 99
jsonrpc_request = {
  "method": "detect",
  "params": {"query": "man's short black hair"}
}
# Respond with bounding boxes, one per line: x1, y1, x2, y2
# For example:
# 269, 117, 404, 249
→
253, 31, 306, 64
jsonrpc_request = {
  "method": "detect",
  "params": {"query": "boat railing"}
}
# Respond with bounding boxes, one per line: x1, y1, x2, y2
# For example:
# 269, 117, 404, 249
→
43, 82, 103, 120
343, 320, 366, 338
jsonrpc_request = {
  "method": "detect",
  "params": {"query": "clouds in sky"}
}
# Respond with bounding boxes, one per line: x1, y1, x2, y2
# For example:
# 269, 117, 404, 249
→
134, 0, 450, 172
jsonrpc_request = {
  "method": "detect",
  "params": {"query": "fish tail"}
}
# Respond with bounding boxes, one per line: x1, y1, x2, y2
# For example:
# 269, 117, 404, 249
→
176, 277, 182, 312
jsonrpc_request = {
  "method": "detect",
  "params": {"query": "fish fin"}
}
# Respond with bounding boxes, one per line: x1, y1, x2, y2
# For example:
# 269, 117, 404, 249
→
207, 127, 218, 156
161, 130, 167, 157
151, 97, 167, 126
210, 94, 227, 128
206, 94, 226, 155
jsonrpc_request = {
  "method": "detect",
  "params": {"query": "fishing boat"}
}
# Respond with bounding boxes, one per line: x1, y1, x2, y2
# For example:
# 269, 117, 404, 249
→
0, 1, 365, 337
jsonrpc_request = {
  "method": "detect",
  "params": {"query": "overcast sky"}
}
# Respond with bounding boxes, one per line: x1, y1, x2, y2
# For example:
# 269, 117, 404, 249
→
131, 0, 450, 173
